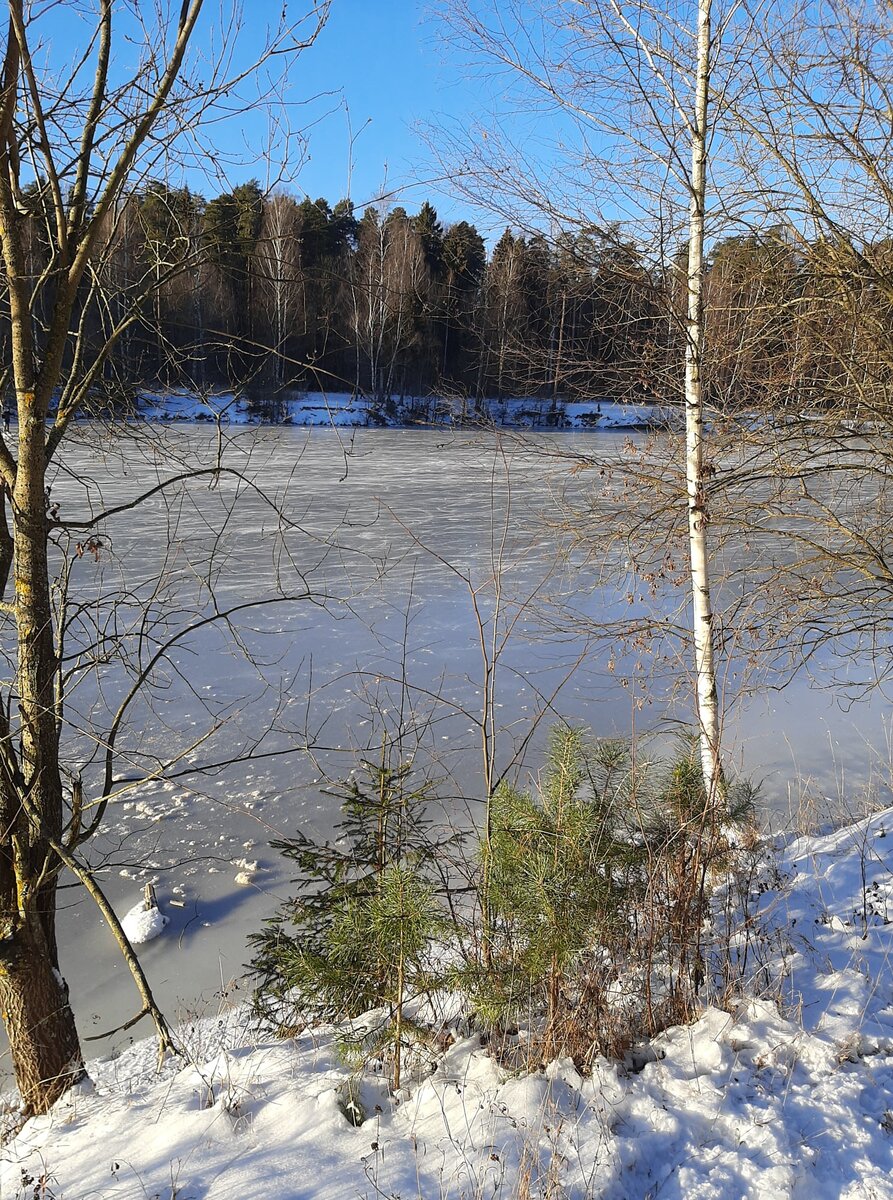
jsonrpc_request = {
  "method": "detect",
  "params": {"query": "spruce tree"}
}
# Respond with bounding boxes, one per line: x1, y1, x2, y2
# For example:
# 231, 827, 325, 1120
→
249, 745, 449, 1085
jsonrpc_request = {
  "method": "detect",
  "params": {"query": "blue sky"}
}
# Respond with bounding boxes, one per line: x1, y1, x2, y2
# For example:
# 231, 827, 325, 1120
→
287, 1, 468, 215
35, 1, 718, 244
36, 1, 516, 236
196, 0, 488, 227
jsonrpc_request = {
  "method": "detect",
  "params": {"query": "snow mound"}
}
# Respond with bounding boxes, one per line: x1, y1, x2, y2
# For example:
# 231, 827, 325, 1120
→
120, 898, 169, 944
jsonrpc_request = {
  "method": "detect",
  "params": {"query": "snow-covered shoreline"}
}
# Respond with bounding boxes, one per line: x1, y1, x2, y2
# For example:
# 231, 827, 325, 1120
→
129, 389, 679, 432
4, 808, 893, 1198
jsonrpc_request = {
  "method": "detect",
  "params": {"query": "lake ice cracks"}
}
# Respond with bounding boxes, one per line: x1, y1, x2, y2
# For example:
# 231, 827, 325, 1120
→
2, 809, 893, 1198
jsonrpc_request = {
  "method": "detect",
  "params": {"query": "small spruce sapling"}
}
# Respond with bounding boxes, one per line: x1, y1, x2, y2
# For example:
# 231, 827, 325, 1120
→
249, 740, 449, 1087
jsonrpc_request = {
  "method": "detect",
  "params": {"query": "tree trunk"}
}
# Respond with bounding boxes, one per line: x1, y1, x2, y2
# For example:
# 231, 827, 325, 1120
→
0, 913, 84, 1114
0, 0, 328, 1120
0, 387, 85, 1112
685, 0, 723, 802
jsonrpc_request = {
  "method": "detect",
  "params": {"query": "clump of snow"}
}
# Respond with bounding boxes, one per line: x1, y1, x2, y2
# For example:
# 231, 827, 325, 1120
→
232, 857, 258, 885
119, 898, 169, 945
4, 807, 893, 1197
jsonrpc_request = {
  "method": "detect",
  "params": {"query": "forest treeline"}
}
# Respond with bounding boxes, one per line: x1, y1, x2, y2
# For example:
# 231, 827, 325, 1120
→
20, 177, 892, 410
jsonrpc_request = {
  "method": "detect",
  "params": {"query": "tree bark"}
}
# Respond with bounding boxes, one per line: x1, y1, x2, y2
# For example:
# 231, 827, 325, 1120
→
0, 915, 84, 1115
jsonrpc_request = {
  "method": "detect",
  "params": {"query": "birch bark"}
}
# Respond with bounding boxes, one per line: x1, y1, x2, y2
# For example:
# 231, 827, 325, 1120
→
685, 0, 723, 800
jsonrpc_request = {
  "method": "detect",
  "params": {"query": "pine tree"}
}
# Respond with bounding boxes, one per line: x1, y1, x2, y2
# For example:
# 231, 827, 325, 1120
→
463, 728, 756, 1062
441, 220, 487, 397
466, 727, 636, 1059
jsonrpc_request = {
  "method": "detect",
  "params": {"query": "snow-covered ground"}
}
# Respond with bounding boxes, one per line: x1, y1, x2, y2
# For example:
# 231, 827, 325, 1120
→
4, 808, 893, 1198
132, 389, 678, 431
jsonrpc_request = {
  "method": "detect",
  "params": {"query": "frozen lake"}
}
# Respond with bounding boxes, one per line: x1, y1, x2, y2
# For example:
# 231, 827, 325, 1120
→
11, 424, 890, 1071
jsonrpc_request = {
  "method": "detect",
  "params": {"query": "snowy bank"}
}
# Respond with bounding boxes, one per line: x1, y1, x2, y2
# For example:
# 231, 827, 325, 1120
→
128, 389, 680, 432
3, 809, 893, 1198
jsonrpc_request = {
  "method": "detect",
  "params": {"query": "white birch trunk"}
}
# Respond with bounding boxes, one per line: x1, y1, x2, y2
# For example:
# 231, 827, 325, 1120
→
685, 0, 723, 801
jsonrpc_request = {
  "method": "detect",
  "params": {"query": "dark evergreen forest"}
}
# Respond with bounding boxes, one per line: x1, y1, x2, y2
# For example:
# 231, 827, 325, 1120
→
18, 178, 890, 412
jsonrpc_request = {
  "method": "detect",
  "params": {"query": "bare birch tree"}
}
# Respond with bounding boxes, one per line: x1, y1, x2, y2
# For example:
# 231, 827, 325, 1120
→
439, 0, 751, 797
255, 190, 303, 390
0, 0, 329, 1116
693, 0, 893, 695
684, 0, 723, 797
